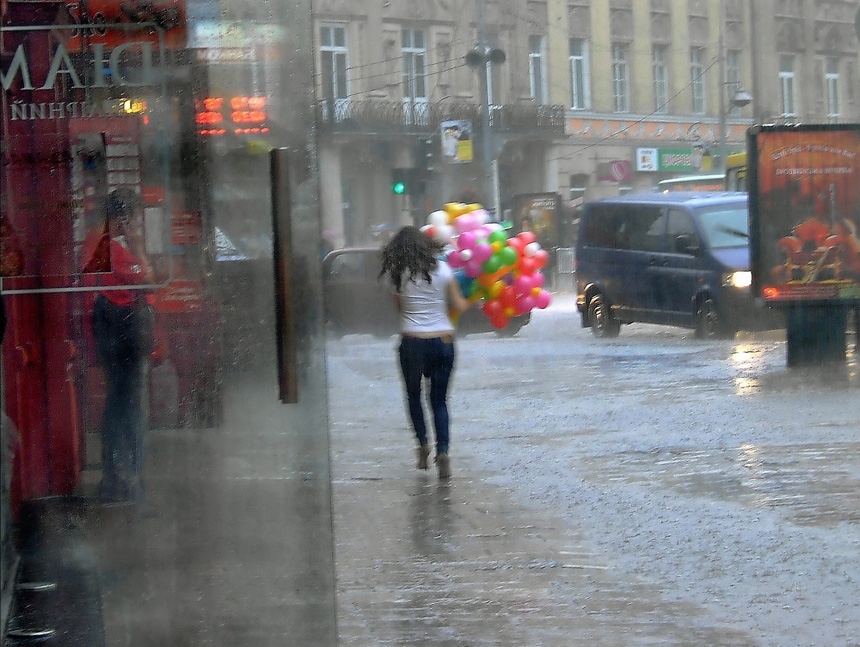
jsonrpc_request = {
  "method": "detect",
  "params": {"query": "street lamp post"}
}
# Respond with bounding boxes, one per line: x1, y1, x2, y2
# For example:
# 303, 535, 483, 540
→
466, 0, 504, 215
716, 0, 752, 172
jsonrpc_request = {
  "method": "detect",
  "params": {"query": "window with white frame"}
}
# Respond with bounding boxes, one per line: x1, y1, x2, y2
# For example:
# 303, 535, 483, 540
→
726, 49, 741, 115
826, 57, 840, 122
320, 25, 349, 120
690, 47, 706, 114
652, 44, 668, 113
529, 35, 547, 104
779, 54, 796, 117
402, 29, 428, 122
611, 43, 630, 112
569, 38, 590, 110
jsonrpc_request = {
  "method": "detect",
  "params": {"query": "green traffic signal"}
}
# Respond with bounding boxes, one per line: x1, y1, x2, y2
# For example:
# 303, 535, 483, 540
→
392, 180, 406, 194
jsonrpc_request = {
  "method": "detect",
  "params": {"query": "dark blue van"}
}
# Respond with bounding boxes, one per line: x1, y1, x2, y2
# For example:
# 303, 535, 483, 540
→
575, 192, 782, 338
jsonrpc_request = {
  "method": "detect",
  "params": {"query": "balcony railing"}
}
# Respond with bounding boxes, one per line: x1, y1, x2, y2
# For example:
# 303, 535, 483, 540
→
316, 99, 566, 137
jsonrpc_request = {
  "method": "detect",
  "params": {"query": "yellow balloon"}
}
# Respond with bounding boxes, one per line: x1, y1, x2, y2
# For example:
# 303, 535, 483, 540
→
489, 280, 505, 300
465, 203, 483, 213
503, 306, 516, 318
444, 202, 470, 219
531, 286, 542, 296
491, 241, 503, 253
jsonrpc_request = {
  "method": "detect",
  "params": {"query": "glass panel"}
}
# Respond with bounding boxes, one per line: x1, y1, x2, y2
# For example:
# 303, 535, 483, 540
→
1, 2, 334, 645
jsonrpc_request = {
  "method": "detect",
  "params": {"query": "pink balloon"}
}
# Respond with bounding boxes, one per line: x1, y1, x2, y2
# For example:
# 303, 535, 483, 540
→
447, 250, 464, 268
472, 242, 492, 263
513, 274, 533, 296
534, 289, 552, 309
531, 272, 545, 288
464, 259, 483, 278
458, 231, 477, 250
515, 295, 535, 315
455, 213, 478, 233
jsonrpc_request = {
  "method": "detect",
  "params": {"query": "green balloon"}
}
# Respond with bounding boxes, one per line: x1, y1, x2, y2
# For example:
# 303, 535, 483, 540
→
483, 255, 502, 274
498, 246, 517, 266
488, 229, 508, 245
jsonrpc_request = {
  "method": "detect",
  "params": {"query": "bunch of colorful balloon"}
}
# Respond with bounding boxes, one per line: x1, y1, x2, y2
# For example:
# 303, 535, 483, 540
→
420, 202, 552, 329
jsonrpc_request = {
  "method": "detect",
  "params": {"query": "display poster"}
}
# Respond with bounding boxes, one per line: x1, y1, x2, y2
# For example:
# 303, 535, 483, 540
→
440, 119, 472, 163
511, 192, 561, 250
750, 124, 860, 302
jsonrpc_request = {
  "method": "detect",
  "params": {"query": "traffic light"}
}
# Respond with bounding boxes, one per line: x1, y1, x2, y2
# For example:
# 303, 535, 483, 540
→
391, 167, 424, 195
391, 168, 407, 194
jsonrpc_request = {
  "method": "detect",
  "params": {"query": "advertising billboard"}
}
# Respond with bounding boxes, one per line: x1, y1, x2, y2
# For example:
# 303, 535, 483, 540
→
749, 124, 860, 303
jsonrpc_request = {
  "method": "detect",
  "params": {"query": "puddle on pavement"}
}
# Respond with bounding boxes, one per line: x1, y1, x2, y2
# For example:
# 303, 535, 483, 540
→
577, 442, 860, 527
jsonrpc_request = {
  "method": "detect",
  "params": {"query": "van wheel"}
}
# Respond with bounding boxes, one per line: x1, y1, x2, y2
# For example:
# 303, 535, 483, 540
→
695, 298, 732, 339
588, 294, 620, 338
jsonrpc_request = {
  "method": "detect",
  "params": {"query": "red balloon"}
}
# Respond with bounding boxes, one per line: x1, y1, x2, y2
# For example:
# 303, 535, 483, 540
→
491, 315, 509, 329
533, 249, 549, 269
518, 231, 537, 245
507, 237, 524, 252
519, 257, 537, 275
499, 286, 517, 308
483, 299, 503, 319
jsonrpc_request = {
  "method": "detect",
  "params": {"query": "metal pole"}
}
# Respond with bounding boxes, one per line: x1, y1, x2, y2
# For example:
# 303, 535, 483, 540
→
717, 0, 727, 173
477, 0, 495, 213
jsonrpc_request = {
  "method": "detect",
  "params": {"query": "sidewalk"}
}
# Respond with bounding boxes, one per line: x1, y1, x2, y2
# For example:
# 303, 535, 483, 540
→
326, 331, 755, 647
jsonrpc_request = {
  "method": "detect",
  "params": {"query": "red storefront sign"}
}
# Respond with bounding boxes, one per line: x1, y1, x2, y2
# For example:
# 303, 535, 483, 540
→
64, 0, 187, 50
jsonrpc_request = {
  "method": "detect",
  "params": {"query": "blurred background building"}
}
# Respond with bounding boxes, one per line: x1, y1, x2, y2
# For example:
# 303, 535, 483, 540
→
311, 0, 860, 249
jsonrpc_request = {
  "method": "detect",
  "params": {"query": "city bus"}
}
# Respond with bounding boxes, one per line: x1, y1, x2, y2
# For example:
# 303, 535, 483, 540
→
725, 152, 747, 191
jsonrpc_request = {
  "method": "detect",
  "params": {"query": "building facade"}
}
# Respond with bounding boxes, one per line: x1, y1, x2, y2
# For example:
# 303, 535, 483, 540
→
312, 0, 860, 249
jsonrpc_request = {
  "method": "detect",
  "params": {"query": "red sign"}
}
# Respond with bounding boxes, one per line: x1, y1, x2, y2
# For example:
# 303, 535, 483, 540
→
155, 279, 205, 312
195, 96, 270, 137
142, 186, 166, 205
171, 210, 202, 246
597, 160, 631, 183
65, 0, 187, 50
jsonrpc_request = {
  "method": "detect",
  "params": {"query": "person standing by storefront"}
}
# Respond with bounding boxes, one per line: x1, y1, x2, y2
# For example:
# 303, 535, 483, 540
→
379, 226, 470, 479
84, 189, 155, 502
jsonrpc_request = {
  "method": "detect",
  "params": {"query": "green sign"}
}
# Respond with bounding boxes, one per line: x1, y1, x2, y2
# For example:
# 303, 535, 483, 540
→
658, 148, 699, 172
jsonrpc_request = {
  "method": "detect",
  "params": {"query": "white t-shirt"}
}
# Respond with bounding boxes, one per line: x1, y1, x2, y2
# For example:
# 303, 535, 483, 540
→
394, 260, 455, 334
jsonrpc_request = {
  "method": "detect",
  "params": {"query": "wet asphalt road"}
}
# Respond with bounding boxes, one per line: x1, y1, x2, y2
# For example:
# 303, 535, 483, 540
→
327, 293, 860, 646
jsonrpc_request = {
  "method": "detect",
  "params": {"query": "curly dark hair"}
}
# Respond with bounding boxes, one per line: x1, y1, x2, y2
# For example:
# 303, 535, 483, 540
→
379, 226, 445, 292
104, 188, 141, 222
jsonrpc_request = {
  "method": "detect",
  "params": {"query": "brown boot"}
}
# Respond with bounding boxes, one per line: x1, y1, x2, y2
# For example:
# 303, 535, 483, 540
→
417, 444, 431, 470
435, 453, 451, 479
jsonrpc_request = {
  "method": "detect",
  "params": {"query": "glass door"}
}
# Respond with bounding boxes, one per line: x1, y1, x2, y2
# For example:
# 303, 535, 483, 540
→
1, 1, 335, 644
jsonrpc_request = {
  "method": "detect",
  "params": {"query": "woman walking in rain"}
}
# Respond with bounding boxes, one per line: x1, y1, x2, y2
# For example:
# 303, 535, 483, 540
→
380, 226, 470, 479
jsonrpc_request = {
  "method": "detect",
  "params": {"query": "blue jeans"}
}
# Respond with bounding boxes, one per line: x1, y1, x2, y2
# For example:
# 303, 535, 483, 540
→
398, 336, 455, 455
93, 295, 149, 501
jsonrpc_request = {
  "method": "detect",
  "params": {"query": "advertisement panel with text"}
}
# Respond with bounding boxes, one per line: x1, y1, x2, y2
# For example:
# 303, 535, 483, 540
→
749, 124, 860, 303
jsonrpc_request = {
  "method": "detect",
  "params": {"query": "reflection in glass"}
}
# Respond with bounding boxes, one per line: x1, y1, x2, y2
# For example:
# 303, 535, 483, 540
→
1, 2, 334, 644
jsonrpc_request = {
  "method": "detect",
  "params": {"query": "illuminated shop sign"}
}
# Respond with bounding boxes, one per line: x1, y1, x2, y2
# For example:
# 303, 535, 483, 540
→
195, 96, 269, 136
